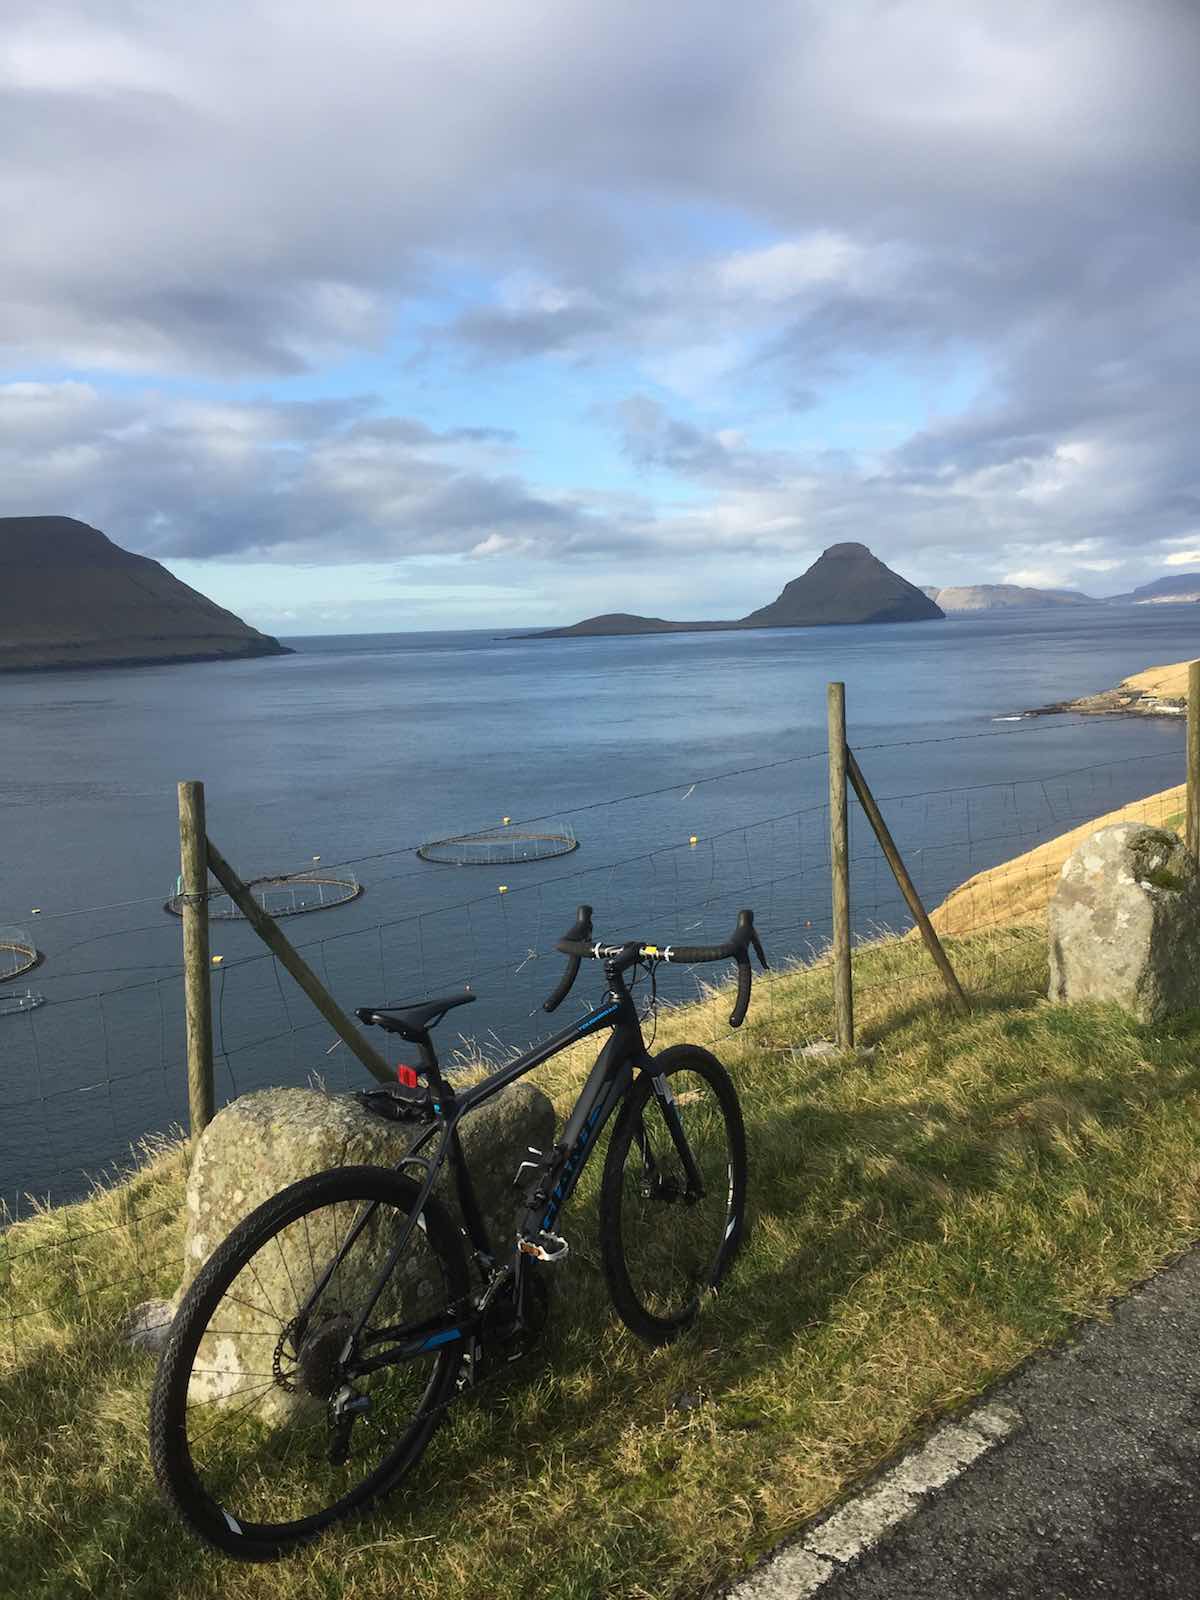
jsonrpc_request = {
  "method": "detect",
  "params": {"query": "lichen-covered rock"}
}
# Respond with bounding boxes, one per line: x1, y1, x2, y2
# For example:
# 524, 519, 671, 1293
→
1048, 822, 1200, 1022
168, 1081, 557, 1415
180, 1080, 555, 1297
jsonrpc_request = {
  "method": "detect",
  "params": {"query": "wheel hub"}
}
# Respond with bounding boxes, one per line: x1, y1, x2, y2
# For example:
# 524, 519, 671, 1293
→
641, 1173, 683, 1203
293, 1313, 354, 1400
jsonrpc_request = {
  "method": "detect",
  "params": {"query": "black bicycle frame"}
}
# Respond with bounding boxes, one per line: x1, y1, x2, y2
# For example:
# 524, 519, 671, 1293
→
304, 970, 682, 1375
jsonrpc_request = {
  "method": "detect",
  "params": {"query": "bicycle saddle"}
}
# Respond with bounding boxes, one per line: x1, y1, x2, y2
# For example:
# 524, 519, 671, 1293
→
355, 992, 475, 1043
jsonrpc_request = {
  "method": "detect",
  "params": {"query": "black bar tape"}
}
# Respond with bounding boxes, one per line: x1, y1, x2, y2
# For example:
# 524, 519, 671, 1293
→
542, 956, 580, 1014
662, 941, 733, 964
543, 904, 594, 1012
729, 957, 752, 1028
546, 907, 766, 1022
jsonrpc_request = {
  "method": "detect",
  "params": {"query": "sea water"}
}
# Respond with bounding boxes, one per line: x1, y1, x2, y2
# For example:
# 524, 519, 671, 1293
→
3, 604, 1198, 1209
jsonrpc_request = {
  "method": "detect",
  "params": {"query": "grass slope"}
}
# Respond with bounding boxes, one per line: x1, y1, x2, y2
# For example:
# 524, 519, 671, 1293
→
930, 783, 1185, 935
1120, 660, 1191, 700
5, 929, 1200, 1600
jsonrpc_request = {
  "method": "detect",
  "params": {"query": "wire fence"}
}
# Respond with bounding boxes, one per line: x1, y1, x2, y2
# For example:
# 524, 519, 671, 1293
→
1, 710, 1189, 1351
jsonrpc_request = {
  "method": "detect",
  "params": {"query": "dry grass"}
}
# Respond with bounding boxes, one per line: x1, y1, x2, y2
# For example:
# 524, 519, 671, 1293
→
928, 782, 1185, 936
1120, 659, 1192, 700
5, 928, 1200, 1599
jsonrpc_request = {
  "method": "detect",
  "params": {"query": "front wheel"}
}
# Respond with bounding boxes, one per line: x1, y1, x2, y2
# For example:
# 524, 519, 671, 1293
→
149, 1166, 468, 1561
599, 1044, 747, 1345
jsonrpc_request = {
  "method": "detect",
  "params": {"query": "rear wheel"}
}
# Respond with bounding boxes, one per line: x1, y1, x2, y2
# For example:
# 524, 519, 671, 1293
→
149, 1166, 467, 1560
599, 1044, 746, 1345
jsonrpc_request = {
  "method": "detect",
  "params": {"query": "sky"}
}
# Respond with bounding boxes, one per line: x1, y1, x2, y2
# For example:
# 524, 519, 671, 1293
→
2, 1, 1198, 634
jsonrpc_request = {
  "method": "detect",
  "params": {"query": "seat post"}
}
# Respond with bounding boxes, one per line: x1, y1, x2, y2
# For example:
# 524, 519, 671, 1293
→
412, 1029, 455, 1111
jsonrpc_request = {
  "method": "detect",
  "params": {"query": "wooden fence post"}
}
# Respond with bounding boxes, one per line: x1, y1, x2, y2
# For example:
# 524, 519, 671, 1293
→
845, 749, 969, 1013
1188, 660, 1200, 864
178, 780, 215, 1135
827, 683, 854, 1049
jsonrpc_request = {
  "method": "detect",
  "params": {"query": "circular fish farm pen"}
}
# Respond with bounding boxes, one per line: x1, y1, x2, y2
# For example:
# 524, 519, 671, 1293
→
0, 928, 42, 985
418, 822, 578, 866
165, 870, 363, 920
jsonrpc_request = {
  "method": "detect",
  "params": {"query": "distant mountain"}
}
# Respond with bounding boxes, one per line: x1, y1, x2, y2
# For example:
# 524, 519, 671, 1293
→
922, 583, 1096, 613
742, 543, 942, 627
1104, 573, 1200, 605
920, 572, 1200, 610
519, 543, 943, 639
0, 516, 291, 672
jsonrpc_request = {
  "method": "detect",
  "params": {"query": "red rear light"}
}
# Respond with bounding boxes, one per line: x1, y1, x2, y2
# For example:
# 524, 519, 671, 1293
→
396, 1064, 420, 1088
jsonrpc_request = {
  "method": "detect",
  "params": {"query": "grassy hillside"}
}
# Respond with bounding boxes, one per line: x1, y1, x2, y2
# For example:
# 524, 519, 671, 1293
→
0, 516, 288, 671
934, 652, 1194, 932
929, 782, 1185, 935
1059, 655, 1194, 716
1120, 659, 1191, 700
6, 925, 1200, 1600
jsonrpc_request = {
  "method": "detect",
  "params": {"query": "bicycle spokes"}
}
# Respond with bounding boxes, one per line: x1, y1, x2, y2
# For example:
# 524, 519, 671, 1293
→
617, 1069, 737, 1316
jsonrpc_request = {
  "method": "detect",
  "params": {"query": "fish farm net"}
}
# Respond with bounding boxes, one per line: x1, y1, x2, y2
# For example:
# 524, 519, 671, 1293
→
165, 871, 363, 920
0, 988, 45, 1018
0, 928, 41, 984
418, 822, 578, 866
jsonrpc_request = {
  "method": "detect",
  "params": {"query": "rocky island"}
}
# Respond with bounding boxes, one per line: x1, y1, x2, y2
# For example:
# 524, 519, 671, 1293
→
0, 516, 291, 672
518, 543, 943, 639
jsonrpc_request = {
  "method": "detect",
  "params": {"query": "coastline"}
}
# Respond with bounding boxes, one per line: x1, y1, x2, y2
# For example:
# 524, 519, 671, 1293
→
1026, 656, 1191, 719
939, 653, 1193, 930
0, 639, 294, 675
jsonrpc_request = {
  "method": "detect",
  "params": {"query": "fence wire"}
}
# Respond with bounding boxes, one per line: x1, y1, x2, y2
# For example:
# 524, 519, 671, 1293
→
1, 716, 1188, 1348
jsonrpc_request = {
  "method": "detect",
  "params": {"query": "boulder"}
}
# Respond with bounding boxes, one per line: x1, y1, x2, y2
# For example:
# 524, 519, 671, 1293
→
160, 1081, 557, 1411
180, 1081, 556, 1295
1048, 822, 1200, 1021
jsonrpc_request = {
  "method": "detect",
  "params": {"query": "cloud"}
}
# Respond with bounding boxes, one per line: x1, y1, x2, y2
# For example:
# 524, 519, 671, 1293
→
2, 2, 1200, 607
2, 2, 1196, 376
614, 394, 799, 491
5, 361, 1197, 606
449, 298, 614, 362
0, 382, 623, 562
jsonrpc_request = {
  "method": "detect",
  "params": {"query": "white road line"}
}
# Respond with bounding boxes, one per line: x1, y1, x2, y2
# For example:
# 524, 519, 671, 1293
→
728, 1403, 1022, 1600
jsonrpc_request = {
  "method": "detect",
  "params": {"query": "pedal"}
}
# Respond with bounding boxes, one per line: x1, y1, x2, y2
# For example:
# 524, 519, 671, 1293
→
518, 1230, 570, 1264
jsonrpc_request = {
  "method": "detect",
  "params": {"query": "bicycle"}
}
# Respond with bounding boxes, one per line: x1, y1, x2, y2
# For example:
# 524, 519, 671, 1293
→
149, 903, 768, 1560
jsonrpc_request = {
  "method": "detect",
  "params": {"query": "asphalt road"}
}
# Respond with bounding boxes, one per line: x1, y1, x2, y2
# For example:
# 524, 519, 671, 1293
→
733, 1245, 1200, 1599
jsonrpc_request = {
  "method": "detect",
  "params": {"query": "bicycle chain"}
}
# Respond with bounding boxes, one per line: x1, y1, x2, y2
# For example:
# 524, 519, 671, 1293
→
264, 1274, 555, 1454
